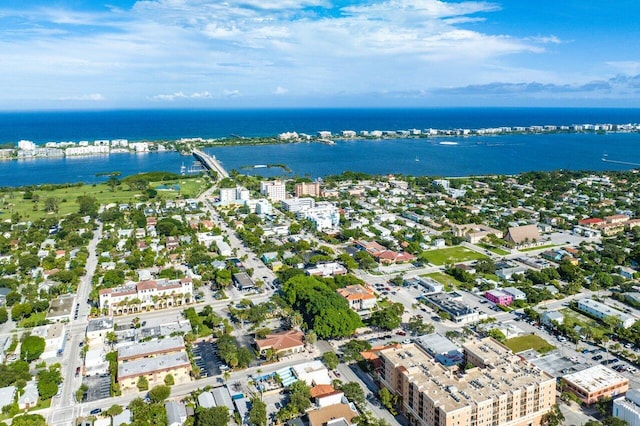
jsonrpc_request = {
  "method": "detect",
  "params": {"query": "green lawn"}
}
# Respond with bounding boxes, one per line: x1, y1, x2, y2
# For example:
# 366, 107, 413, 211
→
478, 243, 510, 255
560, 308, 608, 339
419, 246, 488, 266
421, 272, 460, 291
1, 177, 210, 221
520, 244, 556, 252
504, 335, 556, 354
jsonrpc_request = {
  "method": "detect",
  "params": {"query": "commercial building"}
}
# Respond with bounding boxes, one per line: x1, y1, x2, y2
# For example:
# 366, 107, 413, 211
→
425, 293, 479, 324
484, 290, 513, 306
281, 197, 315, 213
377, 338, 556, 426
415, 333, 463, 366
576, 298, 636, 328
502, 287, 527, 301
255, 329, 305, 357
295, 181, 321, 197
46, 295, 75, 322
337, 285, 377, 312
118, 352, 191, 391
614, 389, 640, 426
260, 180, 286, 202
562, 365, 629, 404
99, 277, 193, 316
305, 262, 347, 277
117, 336, 186, 362
298, 202, 340, 231
307, 404, 358, 426
404, 276, 444, 294
233, 272, 255, 291
219, 187, 250, 204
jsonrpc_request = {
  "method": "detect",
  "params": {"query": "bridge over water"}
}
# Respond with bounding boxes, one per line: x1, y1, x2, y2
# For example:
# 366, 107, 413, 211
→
192, 149, 229, 179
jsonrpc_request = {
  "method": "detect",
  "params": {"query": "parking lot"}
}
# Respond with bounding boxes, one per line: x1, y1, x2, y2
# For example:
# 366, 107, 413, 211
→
82, 374, 111, 402
193, 341, 224, 377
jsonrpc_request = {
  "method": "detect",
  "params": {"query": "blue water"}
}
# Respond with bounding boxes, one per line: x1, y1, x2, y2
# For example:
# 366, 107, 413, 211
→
0, 108, 639, 186
1, 108, 639, 143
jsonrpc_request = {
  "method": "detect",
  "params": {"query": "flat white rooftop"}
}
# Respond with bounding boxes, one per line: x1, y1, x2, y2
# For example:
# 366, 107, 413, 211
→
563, 364, 628, 392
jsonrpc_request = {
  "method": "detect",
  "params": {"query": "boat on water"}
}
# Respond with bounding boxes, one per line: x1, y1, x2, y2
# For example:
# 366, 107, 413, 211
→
254, 164, 267, 168
415, 156, 419, 162
439, 141, 459, 146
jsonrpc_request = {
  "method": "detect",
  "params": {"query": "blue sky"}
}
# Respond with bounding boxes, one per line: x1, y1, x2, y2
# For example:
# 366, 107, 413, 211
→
1, 0, 639, 109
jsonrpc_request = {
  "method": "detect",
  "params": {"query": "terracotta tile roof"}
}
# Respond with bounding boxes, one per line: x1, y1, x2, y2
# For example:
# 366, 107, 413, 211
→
579, 218, 605, 226
255, 330, 304, 353
136, 280, 158, 291
337, 285, 376, 301
310, 384, 335, 398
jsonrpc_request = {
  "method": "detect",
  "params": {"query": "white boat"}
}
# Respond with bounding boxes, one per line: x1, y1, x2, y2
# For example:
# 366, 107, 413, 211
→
440, 141, 459, 146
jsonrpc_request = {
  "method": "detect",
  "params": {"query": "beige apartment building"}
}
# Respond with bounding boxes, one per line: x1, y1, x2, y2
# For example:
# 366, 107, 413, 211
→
377, 338, 556, 426
295, 181, 321, 197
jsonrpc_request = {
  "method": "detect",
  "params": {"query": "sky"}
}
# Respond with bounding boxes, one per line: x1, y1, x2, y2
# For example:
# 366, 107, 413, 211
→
1, 0, 640, 110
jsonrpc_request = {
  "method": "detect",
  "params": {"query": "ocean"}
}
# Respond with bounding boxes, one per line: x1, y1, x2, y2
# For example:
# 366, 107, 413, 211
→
0, 108, 639, 186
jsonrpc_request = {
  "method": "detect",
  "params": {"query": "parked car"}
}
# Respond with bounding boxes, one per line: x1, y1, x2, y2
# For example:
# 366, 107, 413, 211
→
89, 408, 102, 415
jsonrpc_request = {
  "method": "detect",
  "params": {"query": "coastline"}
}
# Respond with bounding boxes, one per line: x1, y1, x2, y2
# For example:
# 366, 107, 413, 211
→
2, 119, 638, 162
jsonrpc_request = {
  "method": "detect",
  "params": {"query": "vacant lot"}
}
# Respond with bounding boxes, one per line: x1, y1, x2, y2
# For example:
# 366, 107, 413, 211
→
504, 335, 556, 355
421, 272, 460, 291
420, 246, 488, 266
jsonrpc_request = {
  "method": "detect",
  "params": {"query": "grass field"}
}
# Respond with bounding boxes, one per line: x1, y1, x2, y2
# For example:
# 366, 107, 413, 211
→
419, 246, 488, 266
520, 244, 556, 252
560, 308, 608, 339
421, 272, 460, 291
504, 335, 556, 354
478, 243, 510, 255
0, 177, 210, 221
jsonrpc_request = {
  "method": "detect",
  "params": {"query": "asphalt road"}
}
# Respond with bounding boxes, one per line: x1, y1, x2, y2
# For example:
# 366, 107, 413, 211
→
48, 222, 103, 426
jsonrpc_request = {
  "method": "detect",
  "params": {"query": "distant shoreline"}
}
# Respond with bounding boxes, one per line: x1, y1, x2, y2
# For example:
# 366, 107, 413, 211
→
2, 120, 639, 162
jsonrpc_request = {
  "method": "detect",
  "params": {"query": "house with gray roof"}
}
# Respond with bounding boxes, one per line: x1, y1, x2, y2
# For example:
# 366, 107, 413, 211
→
165, 400, 187, 426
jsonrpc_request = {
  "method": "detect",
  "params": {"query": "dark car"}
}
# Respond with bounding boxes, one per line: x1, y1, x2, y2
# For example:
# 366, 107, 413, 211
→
90, 408, 102, 415
592, 354, 603, 361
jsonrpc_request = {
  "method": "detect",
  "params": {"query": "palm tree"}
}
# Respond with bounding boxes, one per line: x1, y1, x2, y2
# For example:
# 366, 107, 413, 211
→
290, 312, 303, 330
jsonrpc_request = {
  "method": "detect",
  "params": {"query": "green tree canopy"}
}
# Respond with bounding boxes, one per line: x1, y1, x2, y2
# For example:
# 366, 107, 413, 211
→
148, 384, 171, 403
20, 335, 45, 362
322, 352, 340, 370
282, 275, 362, 339
195, 406, 229, 426
248, 397, 267, 426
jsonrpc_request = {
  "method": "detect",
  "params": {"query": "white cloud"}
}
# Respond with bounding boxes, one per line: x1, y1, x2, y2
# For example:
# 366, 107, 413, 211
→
527, 35, 562, 44
607, 61, 640, 75
151, 91, 212, 101
57, 93, 105, 101
0, 0, 628, 107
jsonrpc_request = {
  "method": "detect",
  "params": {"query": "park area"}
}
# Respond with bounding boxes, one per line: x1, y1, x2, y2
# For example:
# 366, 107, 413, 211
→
419, 246, 488, 266
1, 175, 210, 221
504, 335, 556, 355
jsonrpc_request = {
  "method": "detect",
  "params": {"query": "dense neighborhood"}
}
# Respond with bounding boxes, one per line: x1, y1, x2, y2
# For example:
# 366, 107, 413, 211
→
1, 167, 640, 426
